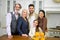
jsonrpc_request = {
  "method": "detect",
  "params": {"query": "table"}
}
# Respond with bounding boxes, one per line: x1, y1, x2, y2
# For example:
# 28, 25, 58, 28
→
0, 35, 60, 40
0, 35, 32, 40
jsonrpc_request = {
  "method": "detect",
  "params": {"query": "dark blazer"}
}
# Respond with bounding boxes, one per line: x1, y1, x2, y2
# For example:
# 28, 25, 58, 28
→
17, 17, 29, 35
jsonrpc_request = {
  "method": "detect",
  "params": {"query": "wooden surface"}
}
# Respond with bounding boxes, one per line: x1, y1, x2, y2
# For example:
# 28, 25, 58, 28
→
0, 35, 60, 40
0, 35, 32, 40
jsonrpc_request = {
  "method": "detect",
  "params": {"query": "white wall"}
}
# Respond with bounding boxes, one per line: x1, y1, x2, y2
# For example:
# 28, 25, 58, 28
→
16, 0, 33, 14
10, 0, 14, 12
0, 0, 15, 27
46, 13, 60, 28
43, 0, 60, 28
0, 0, 1, 27
43, 0, 60, 11
0, 0, 7, 27
16, 0, 33, 9
44, 0, 60, 7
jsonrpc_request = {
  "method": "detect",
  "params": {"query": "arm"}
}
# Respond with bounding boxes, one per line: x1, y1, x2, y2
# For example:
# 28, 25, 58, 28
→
17, 17, 23, 35
6, 13, 12, 36
43, 18, 47, 32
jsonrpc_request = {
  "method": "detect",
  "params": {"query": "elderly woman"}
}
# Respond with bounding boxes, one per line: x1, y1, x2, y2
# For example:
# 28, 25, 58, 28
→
17, 9, 29, 37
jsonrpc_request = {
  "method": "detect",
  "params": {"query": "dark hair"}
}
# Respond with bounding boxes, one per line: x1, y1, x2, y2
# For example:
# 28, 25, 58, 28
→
33, 19, 38, 23
14, 3, 22, 9
33, 19, 39, 32
37, 10, 45, 30
39, 10, 45, 17
28, 4, 34, 8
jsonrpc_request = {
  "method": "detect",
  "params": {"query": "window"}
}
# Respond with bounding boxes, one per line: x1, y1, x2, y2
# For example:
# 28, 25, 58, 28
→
7, 0, 10, 13
33, 1, 36, 9
13, 0, 16, 11
39, 1, 42, 10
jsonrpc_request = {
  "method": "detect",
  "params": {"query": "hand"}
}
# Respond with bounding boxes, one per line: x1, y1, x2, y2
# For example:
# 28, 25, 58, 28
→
22, 34, 28, 37
25, 34, 28, 37
8, 35, 13, 39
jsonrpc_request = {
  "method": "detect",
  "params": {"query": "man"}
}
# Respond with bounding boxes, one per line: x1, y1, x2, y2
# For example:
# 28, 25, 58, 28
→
6, 3, 22, 38
28, 4, 38, 37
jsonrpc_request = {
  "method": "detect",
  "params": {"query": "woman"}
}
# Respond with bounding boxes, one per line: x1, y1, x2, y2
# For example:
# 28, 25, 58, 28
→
29, 19, 43, 37
17, 9, 29, 37
37, 10, 47, 34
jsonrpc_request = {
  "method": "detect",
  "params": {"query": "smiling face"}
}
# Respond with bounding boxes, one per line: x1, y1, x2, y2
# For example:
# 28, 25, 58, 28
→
34, 21, 38, 26
29, 6, 34, 14
39, 11, 44, 18
14, 4, 21, 11
22, 9, 28, 18
33, 20, 38, 27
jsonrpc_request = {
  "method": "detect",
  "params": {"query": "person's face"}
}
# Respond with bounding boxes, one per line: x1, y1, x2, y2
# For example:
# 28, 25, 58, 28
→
15, 4, 21, 11
39, 12, 44, 18
22, 10, 27, 18
33, 21, 38, 27
29, 6, 34, 13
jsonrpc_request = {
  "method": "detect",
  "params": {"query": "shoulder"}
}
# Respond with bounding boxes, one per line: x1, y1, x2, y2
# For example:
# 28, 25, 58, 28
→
34, 12, 38, 19
18, 17, 23, 20
43, 17, 47, 21
7, 12, 14, 15
6, 12, 12, 17
19, 17, 23, 19
34, 12, 38, 15
7, 12, 11, 15
44, 17, 47, 19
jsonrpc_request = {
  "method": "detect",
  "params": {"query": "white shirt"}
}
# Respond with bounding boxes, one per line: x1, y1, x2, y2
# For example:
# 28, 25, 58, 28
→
6, 12, 19, 36
29, 26, 36, 37
28, 13, 37, 37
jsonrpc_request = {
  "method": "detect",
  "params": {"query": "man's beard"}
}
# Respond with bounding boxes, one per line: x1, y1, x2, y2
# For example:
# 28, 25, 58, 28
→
30, 11, 34, 14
